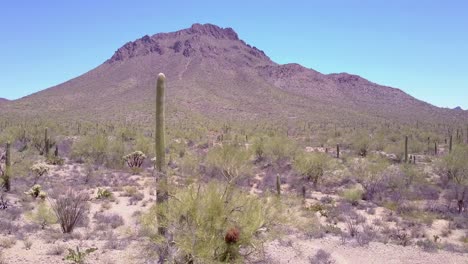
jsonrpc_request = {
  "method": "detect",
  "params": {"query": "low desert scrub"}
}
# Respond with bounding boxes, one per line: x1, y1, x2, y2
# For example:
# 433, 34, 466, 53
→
293, 152, 331, 187
206, 144, 252, 183
93, 212, 124, 229
23, 238, 33, 250
26, 201, 57, 229
0, 237, 16, 249
309, 249, 335, 264
140, 181, 283, 263
263, 135, 297, 166
121, 186, 144, 204
340, 186, 364, 206
50, 189, 89, 233
46, 243, 66, 255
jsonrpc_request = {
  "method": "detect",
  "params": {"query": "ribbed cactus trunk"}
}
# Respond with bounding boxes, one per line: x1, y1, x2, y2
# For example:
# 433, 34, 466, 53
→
404, 136, 408, 163
276, 174, 281, 196
155, 73, 168, 237
3, 142, 11, 191
449, 135, 453, 154
44, 127, 49, 157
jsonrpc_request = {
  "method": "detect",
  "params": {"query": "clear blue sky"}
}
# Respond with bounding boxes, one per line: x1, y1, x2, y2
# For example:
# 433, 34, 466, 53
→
1, 0, 467, 109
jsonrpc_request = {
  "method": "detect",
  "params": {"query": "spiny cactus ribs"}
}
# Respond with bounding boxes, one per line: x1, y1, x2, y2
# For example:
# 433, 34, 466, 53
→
225, 227, 240, 244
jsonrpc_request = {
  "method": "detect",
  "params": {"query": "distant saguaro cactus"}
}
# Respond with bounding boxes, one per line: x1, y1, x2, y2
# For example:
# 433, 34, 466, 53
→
449, 135, 453, 154
336, 144, 340, 159
404, 136, 408, 163
276, 174, 281, 196
434, 141, 438, 155
45, 127, 49, 157
2, 142, 11, 191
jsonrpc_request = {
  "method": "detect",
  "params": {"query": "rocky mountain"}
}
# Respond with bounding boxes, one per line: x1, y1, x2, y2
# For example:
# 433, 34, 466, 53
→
1, 23, 467, 125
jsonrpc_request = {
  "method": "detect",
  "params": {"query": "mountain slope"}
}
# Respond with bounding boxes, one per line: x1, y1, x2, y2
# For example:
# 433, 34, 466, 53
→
2, 23, 466, 124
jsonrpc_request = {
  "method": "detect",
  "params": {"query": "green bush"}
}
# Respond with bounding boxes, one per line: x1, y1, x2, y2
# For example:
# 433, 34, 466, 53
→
71, 133, 108, 165
26, 201, 57, 229
263, 136, 297, 164
206, 144, 251, 183
341, 186, 364, 206
141, 181, 282, 263
293, 152, 331, 186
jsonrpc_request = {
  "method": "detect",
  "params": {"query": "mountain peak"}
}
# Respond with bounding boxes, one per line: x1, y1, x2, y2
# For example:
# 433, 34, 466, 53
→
187, 23, 239, 40
106, 23, 266, 64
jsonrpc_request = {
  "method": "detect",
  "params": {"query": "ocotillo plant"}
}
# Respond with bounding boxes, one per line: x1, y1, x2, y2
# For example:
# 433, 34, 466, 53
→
404, 136, 408, 163
2, 142, 11, 191
155, 73, 167, 235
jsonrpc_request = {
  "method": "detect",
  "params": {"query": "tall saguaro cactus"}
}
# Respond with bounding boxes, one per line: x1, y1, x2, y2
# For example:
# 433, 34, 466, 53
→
404, 136, 408, 163
449, 135, 453, 154
155, 73, 168, 236
45, 127, 50, 157
2, 142, 11, 191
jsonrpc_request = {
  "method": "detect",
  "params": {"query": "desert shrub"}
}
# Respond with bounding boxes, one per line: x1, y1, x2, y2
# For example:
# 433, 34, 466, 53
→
341, 186, 364, 206
23, 238, 33, 250
416, 239, 438, 252
439, 145, 468, 213
0, 237, 16, 249
293, 152, 331, 186
309, 249, 335, 264
122, 186, 144, 204
206, 144, 251, 183
179, 153, 199, 177
71, 133, 108, 165
263, 136, 297, 165
26, 201, 57, 229
93, 212, 124, 229
251, 136, 265, 161
351, 133, 370, 157
50, 189, 88, 233
0, 219, 19, 235
46, 244, 65, 255
352, 157, 389, 201
135, 134, 153, 158
141, 181, 282, 263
